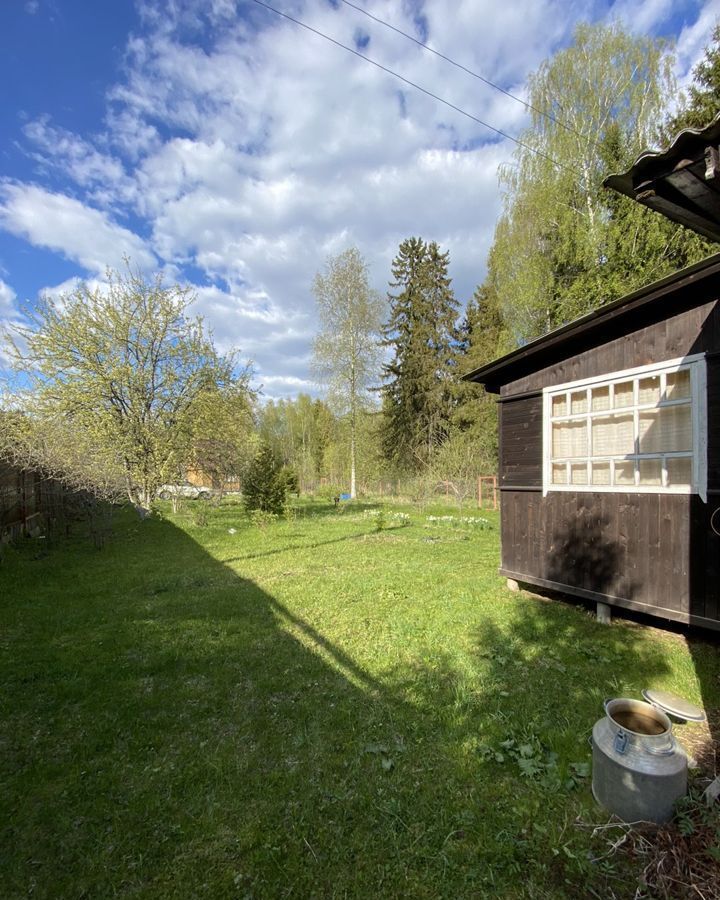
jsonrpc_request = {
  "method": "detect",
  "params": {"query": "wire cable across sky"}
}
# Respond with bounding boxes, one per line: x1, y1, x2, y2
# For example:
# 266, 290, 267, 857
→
249, 0, 575, 175
338, 0, 595, 147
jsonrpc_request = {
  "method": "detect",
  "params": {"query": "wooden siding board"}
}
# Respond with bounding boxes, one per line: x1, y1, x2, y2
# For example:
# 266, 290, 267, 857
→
657, 496, 673, 612
500, 490, 694, 620
674, 498, 690, 613
705, 511, 720, 622
637, 494, 650, 604
647, 495, 661, 612
689, 495, 707, 619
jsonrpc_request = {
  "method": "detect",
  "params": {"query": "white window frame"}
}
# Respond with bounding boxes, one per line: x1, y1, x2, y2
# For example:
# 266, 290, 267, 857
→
542, 354, 707, 501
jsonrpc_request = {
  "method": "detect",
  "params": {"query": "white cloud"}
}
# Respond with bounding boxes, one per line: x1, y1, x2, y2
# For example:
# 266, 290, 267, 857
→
675, 0, 720, 92
23, 118, 136, 208
0, 183, 156, 273
610, 0, 676, 35
3, 0, 720, 396
0, 279, 16, 316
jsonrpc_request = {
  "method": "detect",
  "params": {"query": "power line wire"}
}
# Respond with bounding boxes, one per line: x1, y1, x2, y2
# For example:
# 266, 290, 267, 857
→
249, 0, 575, 175
339, 0, 595, 147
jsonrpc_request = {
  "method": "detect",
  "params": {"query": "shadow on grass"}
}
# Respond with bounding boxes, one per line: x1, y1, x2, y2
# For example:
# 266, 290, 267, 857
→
219, 529, 371, 564
0, 509, 707, 900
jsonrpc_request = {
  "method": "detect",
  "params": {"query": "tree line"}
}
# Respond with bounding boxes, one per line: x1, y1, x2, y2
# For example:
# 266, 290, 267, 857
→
2, 23, 719, 514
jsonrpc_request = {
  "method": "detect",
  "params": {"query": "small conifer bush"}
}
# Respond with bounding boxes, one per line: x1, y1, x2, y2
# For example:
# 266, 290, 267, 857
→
243, 444, 287, 515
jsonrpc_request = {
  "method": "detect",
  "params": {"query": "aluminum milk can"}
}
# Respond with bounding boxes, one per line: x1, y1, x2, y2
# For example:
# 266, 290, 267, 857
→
591, 691, 704, 825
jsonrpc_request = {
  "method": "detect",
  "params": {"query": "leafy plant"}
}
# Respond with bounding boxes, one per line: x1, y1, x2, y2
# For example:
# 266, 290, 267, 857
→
250, 509, 278, 532
479, 728, 590, 793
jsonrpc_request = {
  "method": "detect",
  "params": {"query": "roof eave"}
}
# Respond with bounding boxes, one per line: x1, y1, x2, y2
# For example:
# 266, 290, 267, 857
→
463, 250, 720, 389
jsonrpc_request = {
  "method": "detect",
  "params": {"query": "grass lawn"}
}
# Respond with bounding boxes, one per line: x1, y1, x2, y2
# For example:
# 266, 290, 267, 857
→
1, 498, 718, 898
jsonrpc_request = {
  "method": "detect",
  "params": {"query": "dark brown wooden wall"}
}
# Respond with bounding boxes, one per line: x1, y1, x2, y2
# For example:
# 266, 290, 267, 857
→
496, 295, 720, 629
500, 490, 719, 627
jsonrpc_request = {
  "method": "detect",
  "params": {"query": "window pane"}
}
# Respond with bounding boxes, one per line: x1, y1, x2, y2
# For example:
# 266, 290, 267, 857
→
614, 460, 635, 486
571, 390, 588, 414
592, 462, 611, 485
552, 420, 587, 458
592, 414, 634, 456
570, 462, 588, 484
638, 375, 661, 405
666, 370, 691, 400
552, 463, 568, 485
639, 458, 662, 486
551, 394, 566, 417
591, 385, 610, 411
614, 381, 633, 408
638, 405, 692, 453
667, 457, 692, 487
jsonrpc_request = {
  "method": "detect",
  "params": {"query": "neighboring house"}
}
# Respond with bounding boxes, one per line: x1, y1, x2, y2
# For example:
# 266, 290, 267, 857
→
465, 118, 720, 631
186, 468, 242, 493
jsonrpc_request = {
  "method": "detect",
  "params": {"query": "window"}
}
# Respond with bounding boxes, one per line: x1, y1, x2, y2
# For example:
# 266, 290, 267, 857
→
543, 355, 706, 499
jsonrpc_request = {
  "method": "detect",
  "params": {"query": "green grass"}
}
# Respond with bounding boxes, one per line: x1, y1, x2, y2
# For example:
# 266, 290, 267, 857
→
1, 498, 718, 898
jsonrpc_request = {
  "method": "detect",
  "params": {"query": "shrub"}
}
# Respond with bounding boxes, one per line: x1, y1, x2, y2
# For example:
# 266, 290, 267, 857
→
243, 444, 286, 515
278, 465, 300, 495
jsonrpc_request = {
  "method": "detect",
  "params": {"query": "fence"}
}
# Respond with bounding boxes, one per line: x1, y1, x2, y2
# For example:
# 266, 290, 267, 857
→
0, 462, 109, 544
310, 475, 498, 509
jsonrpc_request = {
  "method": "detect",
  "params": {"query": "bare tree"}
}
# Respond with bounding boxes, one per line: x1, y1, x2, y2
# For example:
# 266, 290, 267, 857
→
311, 248, 384, 499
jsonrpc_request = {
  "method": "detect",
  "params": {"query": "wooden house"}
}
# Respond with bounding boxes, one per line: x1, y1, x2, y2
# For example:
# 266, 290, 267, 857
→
465, 119, 720, 631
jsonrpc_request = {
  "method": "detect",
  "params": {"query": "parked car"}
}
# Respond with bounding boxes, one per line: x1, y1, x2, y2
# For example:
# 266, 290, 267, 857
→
156, 482, 212, 501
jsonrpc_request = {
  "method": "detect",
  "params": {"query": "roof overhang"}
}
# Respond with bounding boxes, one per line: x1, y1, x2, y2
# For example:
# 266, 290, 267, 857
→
604, 115, 720, 243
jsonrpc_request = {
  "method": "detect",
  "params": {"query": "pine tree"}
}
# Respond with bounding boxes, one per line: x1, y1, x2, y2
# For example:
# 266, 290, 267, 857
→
380, 237, 459, 470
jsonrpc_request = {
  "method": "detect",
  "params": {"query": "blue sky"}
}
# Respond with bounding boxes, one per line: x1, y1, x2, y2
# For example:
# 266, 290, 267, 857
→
1, 0, 719, 397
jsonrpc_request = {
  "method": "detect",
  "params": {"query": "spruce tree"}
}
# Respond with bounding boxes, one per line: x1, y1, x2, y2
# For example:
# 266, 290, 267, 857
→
380, 237, 458, 470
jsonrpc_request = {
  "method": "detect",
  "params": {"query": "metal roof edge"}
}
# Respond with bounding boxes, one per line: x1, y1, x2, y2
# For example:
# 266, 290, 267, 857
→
462, 251, 720, 386
602, 113, 720, 192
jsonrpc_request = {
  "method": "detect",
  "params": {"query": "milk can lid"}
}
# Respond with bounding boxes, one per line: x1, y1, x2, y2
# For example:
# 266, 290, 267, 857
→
642, 688, 706, 722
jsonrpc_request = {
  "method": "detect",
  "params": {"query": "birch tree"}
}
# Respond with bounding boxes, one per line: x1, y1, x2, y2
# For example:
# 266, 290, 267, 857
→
311, 248, 384, 499
488, 22, 708, 344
